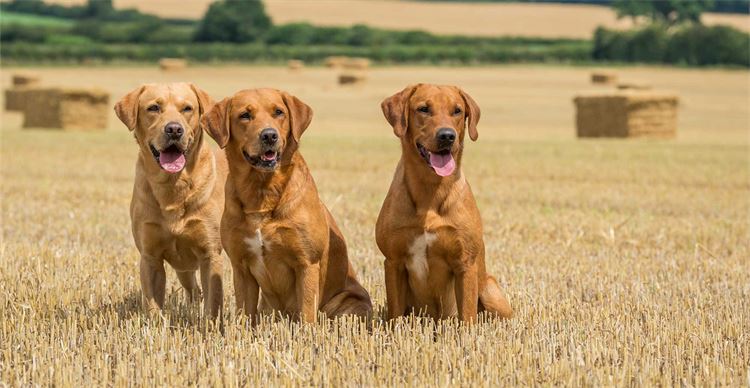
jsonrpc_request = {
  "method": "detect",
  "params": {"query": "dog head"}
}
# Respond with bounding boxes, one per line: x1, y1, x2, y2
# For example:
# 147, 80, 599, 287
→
381, 83, 480, 177
114, 82, 212, 174
201, 88, 312, 172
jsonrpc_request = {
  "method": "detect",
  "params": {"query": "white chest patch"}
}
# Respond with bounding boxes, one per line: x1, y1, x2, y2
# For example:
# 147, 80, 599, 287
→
406, 232, 437, 283
243, 229, 266, 277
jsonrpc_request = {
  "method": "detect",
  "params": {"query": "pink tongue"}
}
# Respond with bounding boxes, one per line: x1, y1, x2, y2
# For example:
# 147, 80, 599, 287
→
159, 150, 186, 173
429, 152, 456, 177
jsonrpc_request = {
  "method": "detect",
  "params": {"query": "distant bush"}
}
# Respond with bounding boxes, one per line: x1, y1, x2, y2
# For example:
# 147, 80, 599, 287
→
593, 24, 749, 66
194, 0, 271, 43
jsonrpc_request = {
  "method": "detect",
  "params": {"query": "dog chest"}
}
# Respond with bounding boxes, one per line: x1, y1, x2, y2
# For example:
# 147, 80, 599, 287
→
243, 228, 267, 279
406, 232, 437, 283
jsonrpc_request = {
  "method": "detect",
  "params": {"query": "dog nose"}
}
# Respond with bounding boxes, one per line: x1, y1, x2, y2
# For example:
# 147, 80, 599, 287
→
260, 128, 279, 145
165, 122, 183, 139
436, 127, 456, 146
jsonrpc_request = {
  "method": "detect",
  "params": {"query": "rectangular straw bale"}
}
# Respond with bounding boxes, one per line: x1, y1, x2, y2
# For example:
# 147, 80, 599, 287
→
591, 71, 618, 85
574, 91, 678, 138
159, 58, 187, 71
22, 87, 110, 130
12, 73, 40, 87
338, 71, 367, 85
343, 57, 371, 70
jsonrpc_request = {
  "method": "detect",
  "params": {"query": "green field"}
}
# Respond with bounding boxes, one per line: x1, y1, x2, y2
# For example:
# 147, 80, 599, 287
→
0, 11, 73, 27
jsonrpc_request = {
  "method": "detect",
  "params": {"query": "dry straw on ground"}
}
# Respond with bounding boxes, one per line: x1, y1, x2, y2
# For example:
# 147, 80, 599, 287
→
21, 87, 110, 130
574, 91, 679, 138
1, 65, 748, 386
591, 71, 618, 85
159, 58, 187, 71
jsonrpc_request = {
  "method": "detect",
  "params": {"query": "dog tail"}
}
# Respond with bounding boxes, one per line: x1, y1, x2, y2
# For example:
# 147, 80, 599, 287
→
479, 275, 513, 319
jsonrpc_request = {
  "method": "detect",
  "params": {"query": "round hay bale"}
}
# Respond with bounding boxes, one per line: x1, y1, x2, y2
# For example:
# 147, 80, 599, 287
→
324, 56, 348, 68
159, 58, 187, 71
12, 73, 40, 87
591, 71, 617, 85
338, 71, 367, 85
343, 57, 371, 70
288, 60, 304, 70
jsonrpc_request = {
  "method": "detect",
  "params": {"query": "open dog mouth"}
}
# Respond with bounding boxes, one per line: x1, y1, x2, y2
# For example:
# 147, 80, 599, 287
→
243, 149, 281, 171
149, 143, 187, 174
416, 143, 456, 177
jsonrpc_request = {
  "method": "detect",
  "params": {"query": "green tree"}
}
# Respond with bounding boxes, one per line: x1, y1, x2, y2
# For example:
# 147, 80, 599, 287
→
613, 0, 714, 25
194, 0, 271, 43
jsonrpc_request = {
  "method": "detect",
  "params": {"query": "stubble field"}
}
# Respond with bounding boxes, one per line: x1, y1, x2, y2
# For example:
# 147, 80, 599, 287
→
1, 65, 748, 385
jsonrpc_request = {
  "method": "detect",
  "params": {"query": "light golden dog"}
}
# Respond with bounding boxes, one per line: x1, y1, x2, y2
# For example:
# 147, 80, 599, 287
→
376, 83, 513, 323
202, 88, 372, 323
115, 83, 227, 318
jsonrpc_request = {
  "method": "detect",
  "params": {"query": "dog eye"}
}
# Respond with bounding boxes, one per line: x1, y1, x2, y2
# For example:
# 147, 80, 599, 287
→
182, 106, 193, 113
453, 107, 462, 115
239, 112, 251, 120
274, 108, 284, 117
147, 104, 160, 112
417, 106, 430, 113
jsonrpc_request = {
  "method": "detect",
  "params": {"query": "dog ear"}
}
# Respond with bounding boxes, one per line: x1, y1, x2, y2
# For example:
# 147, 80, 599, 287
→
201, 97, 231, 148
458, 87, 481, 141
114, 85, 145, 131
281, 91, 313, 142
189, 83, 214, 116
381, 84, 420, 138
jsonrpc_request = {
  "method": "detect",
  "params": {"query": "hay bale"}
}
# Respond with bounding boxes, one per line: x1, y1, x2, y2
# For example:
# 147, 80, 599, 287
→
12, 73, 40, 87
159, 58, 187, 71
343, 57, 371, 70
591, 71, 618, 85
338, 71, 367, 85
324, 56, 348, 68
288, 59, 304, 70
5, 88, 32, 112
617, 82, 652, 91
21, 87, 110, 130
573, 91, 678, 138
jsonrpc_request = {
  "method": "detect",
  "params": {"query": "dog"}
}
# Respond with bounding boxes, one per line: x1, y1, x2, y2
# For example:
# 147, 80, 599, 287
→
376, 83, 513, 323
114, 82, 227, 319
201, 88, 372, 323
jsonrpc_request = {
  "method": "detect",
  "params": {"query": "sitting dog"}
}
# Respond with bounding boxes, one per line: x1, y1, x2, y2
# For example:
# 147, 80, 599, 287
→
201, 88, 372, 323
376, 83, 513, 323
114, 83, 226, 318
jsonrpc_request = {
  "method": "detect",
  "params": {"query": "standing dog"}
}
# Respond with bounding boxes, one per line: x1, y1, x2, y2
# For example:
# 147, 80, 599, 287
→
115, 83, 227, 318
201, 88, 372, 323
376, 84, 512, 323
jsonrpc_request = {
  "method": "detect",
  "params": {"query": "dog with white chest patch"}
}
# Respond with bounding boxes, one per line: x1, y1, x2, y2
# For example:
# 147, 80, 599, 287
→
376, 83, 513, 323
201, 88, 372, 323
114, 83, 227, 319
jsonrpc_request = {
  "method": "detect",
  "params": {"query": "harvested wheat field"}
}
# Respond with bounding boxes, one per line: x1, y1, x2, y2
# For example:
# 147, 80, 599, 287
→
45, 0, 750, 38
1, 65, 748, 385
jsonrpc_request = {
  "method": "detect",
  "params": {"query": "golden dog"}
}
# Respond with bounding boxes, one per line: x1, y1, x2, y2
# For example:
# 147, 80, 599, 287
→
114, 83, 227, 318
202, 88, 372, 323
376, 83, 513, 323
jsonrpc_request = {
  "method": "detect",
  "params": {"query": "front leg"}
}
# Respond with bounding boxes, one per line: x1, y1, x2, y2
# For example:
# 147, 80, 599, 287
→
455, 263, 478, 323
384, 257, 408, 320
140, 255, 166, 313
232, 260, 260, 322
200, 255, 224, 319
296, 263, 320, 323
